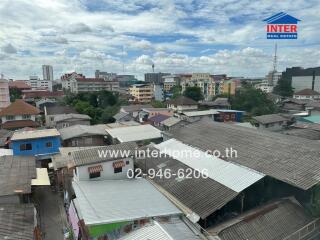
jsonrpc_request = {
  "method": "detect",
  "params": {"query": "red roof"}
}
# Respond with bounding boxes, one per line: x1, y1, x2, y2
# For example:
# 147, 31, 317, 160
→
0, 99, 40, 116
1, 120, 39, 130
22, 91, 64, 98
9, 81, 31, 90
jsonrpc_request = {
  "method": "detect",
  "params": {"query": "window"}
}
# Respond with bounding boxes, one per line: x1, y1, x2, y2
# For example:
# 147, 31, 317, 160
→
6, 115, 15, 121
89, 172, 101, 179
126, 160, 130, 165
20, 143, 32, 151
114, 167, 123, 173
22, 115, 31, 120
46, 142, 52, 148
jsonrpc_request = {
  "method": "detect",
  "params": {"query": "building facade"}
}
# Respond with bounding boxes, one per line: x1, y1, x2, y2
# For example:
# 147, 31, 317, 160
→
129, 84, 154, 103
144, 72, 170, 84
42, 65, 53, 81
27, 75, 53, 91
0, 78, 10, 111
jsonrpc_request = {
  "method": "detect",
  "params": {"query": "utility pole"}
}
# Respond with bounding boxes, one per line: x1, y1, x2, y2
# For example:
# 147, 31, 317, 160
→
271, 43, 277, 86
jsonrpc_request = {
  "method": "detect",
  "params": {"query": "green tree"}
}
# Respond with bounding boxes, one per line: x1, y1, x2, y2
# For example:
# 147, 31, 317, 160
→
273, 77, 294, 97
9, 88, 22, 101
171, 85, 182, 99
151, 100, 166, 108
183, 86, 204, 102
231, 86, 277, 116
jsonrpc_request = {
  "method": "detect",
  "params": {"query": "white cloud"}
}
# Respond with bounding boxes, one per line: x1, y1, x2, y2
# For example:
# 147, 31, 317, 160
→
1, 43, 17, 54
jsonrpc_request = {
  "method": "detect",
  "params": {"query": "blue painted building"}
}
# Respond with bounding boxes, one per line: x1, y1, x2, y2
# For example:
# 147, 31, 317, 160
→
10, 129, 61, 159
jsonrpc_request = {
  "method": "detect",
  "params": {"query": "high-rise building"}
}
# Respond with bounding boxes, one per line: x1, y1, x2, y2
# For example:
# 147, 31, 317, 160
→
42, 65, 53, 81
95, 70, 117, 81
144, 72, 170, 85
0, 77, 10, 110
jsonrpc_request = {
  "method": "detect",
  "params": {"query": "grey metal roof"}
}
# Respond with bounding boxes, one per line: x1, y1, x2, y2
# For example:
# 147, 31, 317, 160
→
161, 117, 181, 127
0, 155, 36, 196
253, 114, 287, 124
71, 142, 137, 167
119, 218, 202, 240
121, 104, 152, 113
54, 113, 91, 122
0, 203, 35, 240
58, 124, 107, 140
45, 105, 77, 115
208, 198, 315, 240
72, 179, 181, 225
11, 128, 60, 141
169, 118, 320, 190
113, 112, 130, 121
135, 146, 238, 219
282, 128, 320, 140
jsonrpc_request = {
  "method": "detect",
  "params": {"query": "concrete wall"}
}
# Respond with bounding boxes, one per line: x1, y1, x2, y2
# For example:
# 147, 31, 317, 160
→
74, 158, 133, 181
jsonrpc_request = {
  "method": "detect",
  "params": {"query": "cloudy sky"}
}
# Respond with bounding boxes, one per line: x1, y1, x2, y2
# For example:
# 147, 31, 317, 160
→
1, 0, 320, 80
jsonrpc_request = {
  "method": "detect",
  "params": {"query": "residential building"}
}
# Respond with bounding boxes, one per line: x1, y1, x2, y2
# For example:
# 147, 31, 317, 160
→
153, 84, 164, 101
219, 79, 237, 95
0, 77, 10, 110
281, 99, 308, 112
44, 105, 77, 127
266, 70, 282, 86
180, 73, 215, 100
120, 104, 152, 118
162, 75, 178, 93
61, 72, 85, 90
253, 114, 288, 131
8, 80, 32, 91
70, 178, 181, 239
69, 142, 137, 181
255, 82, 274, 93
95, 70, 117, 80
0, 99, 40, 130
166, 96, 198, 112
59, 124, 108, 147
199, 98, 231, 109
116, 74, 138, 87
180, 109, 218, 122
138, 107, 173, 122
106, 124, 162, 144
129, 84, 154, 103
10, 129, 61, 158
161, 117, 183, 131
145, 72, 170, 84
148, 114, 170, 127
293, 88, 320, 100
49, 113, 91, 129
207, 198, 318, 240
27, 75, 53, 91
65, 76, 119, 93
113, 112, 134, 122
213, 109, 244, 122
42, 65, 53, 81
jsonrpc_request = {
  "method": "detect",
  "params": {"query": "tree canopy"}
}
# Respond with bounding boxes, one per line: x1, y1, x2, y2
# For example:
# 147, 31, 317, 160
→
183, 86, 204, 102
63, 91, 122, 124
230, 86, 277, 116
273, 77, 294, 97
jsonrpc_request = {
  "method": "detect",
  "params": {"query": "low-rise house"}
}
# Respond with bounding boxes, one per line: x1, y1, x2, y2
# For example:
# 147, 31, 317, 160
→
69, 142, 137, 181
50, 113, 91, 129
113, 112, 134, 122
293, 88, 320, 100
106, 124, 162, 144
180, 109, 218, 122
44, 105, 78, 127
148, 114, 171, 127
9, 80, 32, 91
213, 109, 244, 122
0, 99, 40, 130
161, 117, 184, 131
70, 178, 181, 239
120, 104, 152, 118
104, 121, 140, 129
200, 98, 231, 109
207, 198, 319, 240
59, 124, 108, 147
253, 113, 288, 131
10, 129, 61, 160
281, 99, 308, 112
167, 96, 198, 112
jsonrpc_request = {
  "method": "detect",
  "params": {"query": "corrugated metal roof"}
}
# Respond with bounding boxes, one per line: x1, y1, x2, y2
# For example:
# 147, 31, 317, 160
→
72, 179, 181, 225
135, 147, 238, 219
208, 198, 315, 240
58, 124, 107, 140
106, 124, 162, 142
169, 118, 320, 190
253, 114, 287, 124
0, 155, 36, 196
182, 109, 218, 117
0, 203, 35, 240
54, 113, 91, 122
155, 139, 265, 193
71, 142, 137, 167
11, 128, 60, 141
119, 219, 201, 240
161, 117, 181, 127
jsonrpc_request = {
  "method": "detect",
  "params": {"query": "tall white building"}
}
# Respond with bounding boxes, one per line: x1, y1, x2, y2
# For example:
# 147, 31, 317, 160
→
0, 77, 10, 110
42, 65, 53, 81
27, 76, 53, 91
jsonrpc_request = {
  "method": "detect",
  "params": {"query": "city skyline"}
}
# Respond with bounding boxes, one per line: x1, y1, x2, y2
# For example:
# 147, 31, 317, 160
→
1, 0, 320, 80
